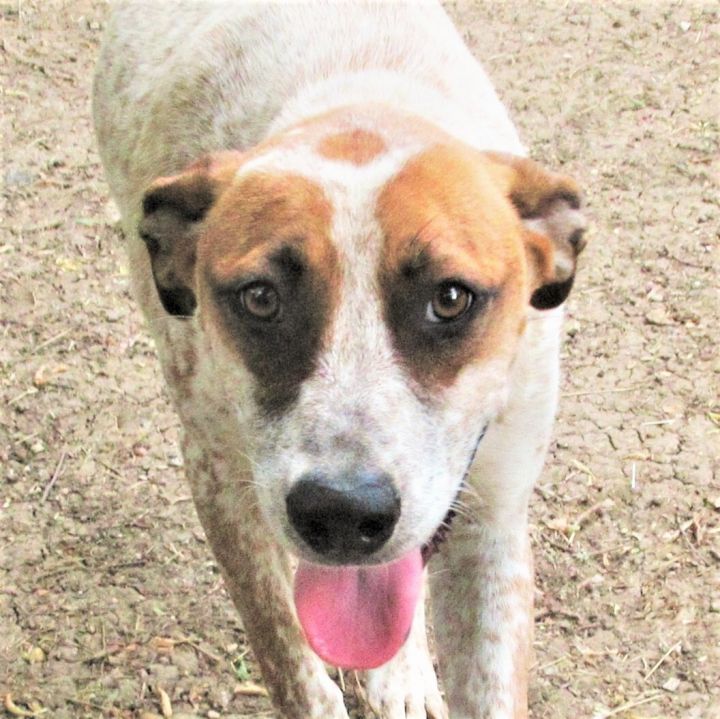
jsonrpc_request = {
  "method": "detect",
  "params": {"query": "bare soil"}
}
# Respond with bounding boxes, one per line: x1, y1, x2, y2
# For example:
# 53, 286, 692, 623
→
1, 2, 718, 718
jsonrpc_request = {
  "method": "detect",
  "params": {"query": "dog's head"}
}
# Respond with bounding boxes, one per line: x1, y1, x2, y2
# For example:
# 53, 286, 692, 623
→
139, 108, 586, 667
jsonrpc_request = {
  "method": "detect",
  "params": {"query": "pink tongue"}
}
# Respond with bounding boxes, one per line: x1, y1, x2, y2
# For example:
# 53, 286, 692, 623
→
294, 550, 423, 669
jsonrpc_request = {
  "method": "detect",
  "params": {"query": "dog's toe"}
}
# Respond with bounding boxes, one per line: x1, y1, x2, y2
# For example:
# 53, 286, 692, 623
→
405, 684, 447, 719
364, 625, 447, 719
365, 667, 447, 719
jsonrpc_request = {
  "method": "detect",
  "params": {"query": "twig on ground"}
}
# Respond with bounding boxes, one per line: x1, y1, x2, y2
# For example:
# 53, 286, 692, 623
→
95, 457, 124, 478
172, 635, 223, 665
8, 220, 64, 235
41, 450, 67, 503
32, 329, 71, 354
562, 383, 651, 398
593, 692, 664, 718
571, 458, 596, 480
9, 387, 39, 406
643, 640, 681, 682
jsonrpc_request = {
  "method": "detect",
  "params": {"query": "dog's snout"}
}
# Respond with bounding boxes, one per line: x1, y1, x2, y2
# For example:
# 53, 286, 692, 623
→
286, 471, 400, 560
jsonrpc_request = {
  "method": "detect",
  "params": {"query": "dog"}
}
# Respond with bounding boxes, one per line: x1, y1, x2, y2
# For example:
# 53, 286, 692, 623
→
93, 3, 586, 718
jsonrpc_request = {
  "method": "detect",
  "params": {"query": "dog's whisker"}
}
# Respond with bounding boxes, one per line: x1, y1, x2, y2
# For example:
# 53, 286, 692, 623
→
235, 450, 266, 476
426, 566, 454, 578
234, 477, 268, 490
447, 505, 473, 522
144, 313, 196, 323
457, 483, 487, 508
451, 494, 478, 513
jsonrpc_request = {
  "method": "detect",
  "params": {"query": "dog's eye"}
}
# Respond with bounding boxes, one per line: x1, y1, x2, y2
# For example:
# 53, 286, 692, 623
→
240, 282, 281, 320
426, 282, 473, 322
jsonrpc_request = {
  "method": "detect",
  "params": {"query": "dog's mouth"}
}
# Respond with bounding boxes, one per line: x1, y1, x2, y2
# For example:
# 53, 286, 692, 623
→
293, 507, 457, 671
293, 424, 488, 671
421, 506, 457, 564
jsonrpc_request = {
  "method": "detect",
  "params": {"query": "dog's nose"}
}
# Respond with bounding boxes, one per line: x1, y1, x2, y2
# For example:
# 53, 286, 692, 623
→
286, 472, 400, 560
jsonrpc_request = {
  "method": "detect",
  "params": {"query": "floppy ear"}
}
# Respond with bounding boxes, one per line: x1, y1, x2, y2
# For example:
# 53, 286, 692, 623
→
138, 152, 242, 316
485, 152, 587, 310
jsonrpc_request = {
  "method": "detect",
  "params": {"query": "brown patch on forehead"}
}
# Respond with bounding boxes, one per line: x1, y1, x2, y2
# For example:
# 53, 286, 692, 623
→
198, 173, 341, 414
317, 129, 386, 165
377, 144, 528, 392
254, 104, 446, 167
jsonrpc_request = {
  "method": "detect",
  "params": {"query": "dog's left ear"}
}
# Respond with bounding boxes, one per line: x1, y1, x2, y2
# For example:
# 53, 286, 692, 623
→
486, 152, 588, 310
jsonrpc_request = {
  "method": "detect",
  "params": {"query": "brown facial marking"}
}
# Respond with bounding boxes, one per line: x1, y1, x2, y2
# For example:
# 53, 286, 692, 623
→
377, 144, 527, 392
199, 173, 340, 414
317, 129, 386, 165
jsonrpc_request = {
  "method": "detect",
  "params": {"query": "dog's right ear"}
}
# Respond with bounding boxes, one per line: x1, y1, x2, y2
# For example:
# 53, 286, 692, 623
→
483, 152, 587, 311
138, 152, 242, 316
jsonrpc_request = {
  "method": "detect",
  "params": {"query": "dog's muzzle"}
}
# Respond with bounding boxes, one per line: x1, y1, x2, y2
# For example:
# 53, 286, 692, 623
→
290, 422, 490, 672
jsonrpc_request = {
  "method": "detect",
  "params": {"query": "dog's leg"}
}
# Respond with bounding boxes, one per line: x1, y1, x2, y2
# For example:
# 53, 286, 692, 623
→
365, 579, 447, 719
182, 437, 349, 719
429, 311, 562, 719
430, 523, 533, 719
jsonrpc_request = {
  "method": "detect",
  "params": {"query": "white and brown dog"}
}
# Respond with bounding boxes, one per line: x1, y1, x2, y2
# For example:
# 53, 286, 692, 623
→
94, 3, 586, 718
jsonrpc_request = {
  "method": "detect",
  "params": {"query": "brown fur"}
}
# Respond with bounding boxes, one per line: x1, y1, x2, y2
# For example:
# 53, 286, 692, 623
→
317, 129, 387, 165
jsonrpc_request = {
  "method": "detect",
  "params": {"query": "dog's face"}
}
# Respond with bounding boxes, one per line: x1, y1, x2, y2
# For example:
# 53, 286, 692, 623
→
139, 110, 586, 566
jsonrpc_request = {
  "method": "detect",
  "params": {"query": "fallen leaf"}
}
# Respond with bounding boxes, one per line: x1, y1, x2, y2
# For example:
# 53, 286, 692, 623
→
234, 682, 269, 697
55, 256, 82, 272
22, 646, 45, 664
33, 364, 68, 388
157, 686, 172, 718
3, 694, 47, 717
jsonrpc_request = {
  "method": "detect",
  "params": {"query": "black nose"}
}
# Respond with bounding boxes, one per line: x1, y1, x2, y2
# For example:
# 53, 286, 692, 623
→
286, 471, 400, 561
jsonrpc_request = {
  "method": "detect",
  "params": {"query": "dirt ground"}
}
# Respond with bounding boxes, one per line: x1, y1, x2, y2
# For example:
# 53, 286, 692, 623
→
1, 1, 718, 718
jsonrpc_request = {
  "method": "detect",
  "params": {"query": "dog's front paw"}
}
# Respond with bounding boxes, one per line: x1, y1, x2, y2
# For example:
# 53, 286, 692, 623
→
363, 622, 447, 719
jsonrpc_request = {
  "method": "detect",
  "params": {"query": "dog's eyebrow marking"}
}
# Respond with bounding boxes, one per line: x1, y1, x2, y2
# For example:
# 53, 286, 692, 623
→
317, 129, 386, 165
399, 238, 433, 278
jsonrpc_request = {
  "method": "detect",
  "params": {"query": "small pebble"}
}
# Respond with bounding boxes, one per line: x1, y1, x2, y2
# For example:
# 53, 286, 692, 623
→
3, 168, 36, 187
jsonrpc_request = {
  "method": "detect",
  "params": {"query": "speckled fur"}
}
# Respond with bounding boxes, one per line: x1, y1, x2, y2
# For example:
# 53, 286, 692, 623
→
93, 3, 582, 718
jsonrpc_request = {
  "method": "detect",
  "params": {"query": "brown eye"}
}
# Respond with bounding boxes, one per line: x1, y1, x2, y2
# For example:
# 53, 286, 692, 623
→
241, 282, 280, 320
427, 282, 473, 322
